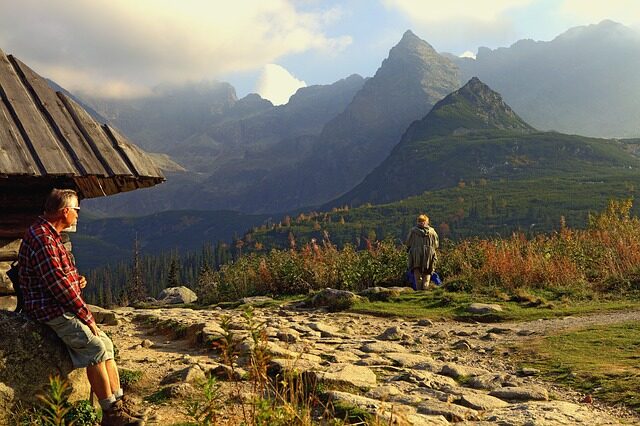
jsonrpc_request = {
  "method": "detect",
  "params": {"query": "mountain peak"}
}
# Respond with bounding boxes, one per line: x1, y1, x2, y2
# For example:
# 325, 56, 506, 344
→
391, 29, 437, 55
407, 77, 533, 140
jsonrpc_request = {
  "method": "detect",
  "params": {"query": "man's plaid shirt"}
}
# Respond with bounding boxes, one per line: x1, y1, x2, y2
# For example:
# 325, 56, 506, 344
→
18, 217, 94, 326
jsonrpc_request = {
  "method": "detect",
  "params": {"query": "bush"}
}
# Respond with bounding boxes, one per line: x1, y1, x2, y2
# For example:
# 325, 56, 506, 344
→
195, 200, 640, 303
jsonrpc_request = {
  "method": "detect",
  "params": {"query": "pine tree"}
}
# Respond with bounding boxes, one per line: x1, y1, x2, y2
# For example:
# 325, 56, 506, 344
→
127, 235, 147, 303
168, 258, 181, 287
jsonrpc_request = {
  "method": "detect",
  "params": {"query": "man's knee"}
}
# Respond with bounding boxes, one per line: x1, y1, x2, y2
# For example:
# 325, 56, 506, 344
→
98, 332, 115, 359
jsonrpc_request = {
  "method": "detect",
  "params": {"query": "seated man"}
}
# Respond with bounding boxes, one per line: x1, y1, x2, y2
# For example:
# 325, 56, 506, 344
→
18, 188, 144, 426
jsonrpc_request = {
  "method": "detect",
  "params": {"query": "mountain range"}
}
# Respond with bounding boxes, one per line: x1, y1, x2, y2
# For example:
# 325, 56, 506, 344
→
79, 21, 640, 217
74, 75, 640, 270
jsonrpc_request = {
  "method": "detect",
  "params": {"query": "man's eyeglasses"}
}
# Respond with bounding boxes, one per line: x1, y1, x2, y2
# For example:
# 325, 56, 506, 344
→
65, 206, 80, 211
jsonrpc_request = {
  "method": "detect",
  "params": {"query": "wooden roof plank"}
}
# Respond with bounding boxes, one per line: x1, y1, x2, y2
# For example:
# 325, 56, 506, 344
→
0, 50, 76, 175
104, 125, 164, 178
58, 93, 133, 177
10, 57, 109, 177
0, 102, 37, 175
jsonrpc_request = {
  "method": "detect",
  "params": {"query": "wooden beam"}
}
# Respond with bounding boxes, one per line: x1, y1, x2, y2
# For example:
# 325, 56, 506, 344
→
0, 101, 37, 175
0, 50, 75, 174
10, 56, 109, 176
58, 94, 133, 176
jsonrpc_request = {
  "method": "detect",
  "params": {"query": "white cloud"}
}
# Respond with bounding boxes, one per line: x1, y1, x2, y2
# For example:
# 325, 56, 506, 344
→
256, 64, 306, 105
382, 0, 535, 52
559, 1, 640, 26
460, 50, 476, 59
382, 0, 533, 23
0, 0, 350, 98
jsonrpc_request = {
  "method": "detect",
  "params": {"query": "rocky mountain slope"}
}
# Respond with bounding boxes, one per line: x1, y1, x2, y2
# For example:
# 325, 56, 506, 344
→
188, 30, 461, 213
330, 77, 637, 207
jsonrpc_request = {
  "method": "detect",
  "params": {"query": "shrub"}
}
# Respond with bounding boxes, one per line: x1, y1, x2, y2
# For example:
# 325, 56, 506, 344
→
195, 199, 640, 303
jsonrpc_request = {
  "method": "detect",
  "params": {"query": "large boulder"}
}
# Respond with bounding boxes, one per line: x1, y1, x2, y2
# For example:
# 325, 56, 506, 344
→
309, 288, 364, 311
158, 286, 198, 304
0, 311, 91, 423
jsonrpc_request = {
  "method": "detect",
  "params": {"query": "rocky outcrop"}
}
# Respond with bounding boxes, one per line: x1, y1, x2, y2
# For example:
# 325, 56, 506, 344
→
158, 286, 198, 304
0, 311, 91, 423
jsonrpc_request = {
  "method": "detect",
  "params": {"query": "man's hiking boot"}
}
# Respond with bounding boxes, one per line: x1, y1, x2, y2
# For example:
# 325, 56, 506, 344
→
101, 400, 145, 426
119, 395, 151, 419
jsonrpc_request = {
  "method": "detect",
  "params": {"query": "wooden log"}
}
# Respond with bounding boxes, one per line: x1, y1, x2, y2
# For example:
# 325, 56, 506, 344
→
0, 295, 17, 311
0, 261, 14, 294
0, 212, 39, 238
0, 51, 75, 174
0, 239, 20, 261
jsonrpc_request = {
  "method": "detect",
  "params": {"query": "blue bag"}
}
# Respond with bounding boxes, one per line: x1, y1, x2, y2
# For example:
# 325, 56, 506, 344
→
431, 272, 443, 286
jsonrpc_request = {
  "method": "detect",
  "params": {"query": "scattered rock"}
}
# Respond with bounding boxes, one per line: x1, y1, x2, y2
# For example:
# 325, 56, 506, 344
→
141, 339, 154, 348
489, 385, 549, 402
88, 304, 118, 325
452, 340, 472, 350
157, 286, 198, 304
161, 365, 206, 385
416, 399, 479, 422
456, 392, 509, 410
307, 321, 342, 338
519, 367, 540, 377
431, 330, 449, 340
276, 329, 300, 343
164, 383, 195, 399
417, 318, 434, 326
440, 363, 489, 380
207, 363, 246, 381
366, 385, 402, 400
467, 303, 503, 314
385, 352, 441, 370
314, 364, 377, 389
361, 341, 407, 353
378, 326, 404, 341
326, 351, 361, 364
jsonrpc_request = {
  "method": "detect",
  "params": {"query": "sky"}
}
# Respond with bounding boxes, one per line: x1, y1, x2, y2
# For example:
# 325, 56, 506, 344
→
1, 0, 640, 105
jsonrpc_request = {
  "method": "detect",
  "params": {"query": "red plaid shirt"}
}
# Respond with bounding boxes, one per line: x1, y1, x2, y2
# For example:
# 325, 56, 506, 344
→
17, 217, 94, 326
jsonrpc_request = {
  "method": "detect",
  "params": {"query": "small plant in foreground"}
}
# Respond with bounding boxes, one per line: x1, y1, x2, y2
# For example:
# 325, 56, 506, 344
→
10, 375, 98, 426
184, 376, 223, 426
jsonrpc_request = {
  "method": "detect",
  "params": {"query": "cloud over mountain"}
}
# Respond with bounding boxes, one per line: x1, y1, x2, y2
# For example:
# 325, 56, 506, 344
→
256, 64, 306, 106
0, 0, 350, 98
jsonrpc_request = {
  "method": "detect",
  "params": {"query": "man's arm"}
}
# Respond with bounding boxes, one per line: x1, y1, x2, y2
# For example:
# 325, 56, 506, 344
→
33, 237, 95, 326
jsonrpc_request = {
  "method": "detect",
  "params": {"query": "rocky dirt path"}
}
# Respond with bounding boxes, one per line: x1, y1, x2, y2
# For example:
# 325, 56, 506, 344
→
101, 305, 640, 425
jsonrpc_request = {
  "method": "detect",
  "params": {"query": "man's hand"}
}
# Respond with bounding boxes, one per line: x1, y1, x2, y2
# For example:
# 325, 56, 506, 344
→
78, 276, 87, 289
88, 322, 100, 336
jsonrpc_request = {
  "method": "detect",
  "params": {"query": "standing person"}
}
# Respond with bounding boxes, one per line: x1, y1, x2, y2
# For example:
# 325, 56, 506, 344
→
17, 189, 144, 426
405, 214, 439, 290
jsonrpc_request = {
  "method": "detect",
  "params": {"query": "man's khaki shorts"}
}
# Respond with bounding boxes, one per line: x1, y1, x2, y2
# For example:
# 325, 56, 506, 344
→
46, 312, 114, 368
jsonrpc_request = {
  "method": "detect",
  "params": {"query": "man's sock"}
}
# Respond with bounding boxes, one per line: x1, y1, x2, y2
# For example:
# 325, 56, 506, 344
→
99, 394, 117, 411
114, 388, 124, 400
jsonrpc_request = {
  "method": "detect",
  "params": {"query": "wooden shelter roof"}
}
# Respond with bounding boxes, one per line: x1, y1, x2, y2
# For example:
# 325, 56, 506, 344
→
0, 48, 164, 198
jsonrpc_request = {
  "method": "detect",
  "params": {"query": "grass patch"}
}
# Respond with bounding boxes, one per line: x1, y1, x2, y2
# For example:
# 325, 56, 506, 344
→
145, 388, 171, 404
349, 289, 640, 322
119, 368, 143, 390
516, 321, 640, 414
